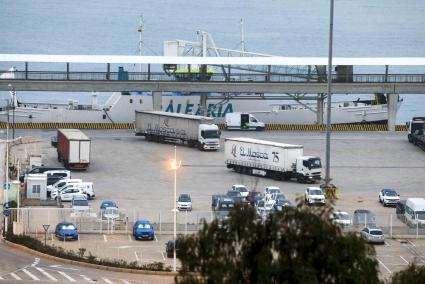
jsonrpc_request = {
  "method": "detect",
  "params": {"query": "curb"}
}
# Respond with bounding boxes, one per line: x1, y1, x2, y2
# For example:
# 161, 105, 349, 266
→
2, 239, 177, 277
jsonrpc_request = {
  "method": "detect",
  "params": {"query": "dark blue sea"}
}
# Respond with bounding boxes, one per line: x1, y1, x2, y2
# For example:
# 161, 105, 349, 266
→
0, 0, 424, 123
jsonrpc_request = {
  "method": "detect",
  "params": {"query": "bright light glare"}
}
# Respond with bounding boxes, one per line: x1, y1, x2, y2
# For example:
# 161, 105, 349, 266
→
169, 159, 181, 170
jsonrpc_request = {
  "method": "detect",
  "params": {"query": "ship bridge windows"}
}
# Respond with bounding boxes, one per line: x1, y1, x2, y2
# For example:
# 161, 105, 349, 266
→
129, 99, 133, 104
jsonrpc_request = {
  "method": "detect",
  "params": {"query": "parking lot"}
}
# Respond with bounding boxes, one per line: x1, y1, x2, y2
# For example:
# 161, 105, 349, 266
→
8, 129, 425, 277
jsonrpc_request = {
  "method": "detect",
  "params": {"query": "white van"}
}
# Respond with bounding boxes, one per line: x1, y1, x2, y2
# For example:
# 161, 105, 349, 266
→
225, 113, 265, 131
76, 182, 95, 200
404, 198, 425, 227
48, 179, 82, 197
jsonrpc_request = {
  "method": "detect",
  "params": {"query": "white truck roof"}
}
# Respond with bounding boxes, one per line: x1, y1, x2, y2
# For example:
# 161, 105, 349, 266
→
406, 198, 425, 211
225, 137, 302, 149
58, 129, 90, 141
135, 111, 214, 122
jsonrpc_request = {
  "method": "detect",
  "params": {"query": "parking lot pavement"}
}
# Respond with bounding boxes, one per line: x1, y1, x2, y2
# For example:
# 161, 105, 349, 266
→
36, 233, 177, 267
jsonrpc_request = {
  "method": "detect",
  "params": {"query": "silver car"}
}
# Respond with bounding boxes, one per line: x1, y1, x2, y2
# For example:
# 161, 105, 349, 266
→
360, 227, 385, 244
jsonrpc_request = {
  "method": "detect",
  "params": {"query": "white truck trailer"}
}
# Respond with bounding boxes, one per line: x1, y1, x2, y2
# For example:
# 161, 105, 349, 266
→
225, 113, 265, 131
57, 129, 91, 170
225, 137, 321, 183
135, 111, 220, 151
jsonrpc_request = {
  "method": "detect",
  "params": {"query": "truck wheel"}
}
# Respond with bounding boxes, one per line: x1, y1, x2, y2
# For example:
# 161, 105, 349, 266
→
297, 176, 305, 183
408, 135, 413, 143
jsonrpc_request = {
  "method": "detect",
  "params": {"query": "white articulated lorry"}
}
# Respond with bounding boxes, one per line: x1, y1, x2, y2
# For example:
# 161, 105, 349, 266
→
225, 137, 322, 183
135, 111, 220, 151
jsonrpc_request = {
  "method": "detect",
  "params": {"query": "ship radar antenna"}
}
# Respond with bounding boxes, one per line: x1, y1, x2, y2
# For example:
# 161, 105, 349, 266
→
137, 14, 144, 72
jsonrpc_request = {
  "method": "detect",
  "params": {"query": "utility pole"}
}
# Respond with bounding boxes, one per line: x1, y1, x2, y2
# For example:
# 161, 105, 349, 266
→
325, 0, 334, 187
137, 14, 144, 73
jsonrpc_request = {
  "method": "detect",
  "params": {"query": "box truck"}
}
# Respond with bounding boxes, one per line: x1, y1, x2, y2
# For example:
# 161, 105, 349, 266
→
225, 137, 321, 183
135, 111, 220, 151
57, 129, 91, 170
225, 113, 265, 131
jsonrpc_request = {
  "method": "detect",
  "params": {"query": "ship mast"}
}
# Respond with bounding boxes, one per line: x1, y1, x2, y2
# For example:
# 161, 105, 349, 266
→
137, 15, 144, 73
240, 18, 245, 55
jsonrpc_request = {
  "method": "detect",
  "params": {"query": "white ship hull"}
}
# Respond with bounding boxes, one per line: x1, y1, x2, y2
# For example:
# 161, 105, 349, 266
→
0, 93, 399, 124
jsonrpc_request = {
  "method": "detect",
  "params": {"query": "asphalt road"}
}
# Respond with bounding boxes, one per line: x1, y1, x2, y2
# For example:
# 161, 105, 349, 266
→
0, 240, 174, 284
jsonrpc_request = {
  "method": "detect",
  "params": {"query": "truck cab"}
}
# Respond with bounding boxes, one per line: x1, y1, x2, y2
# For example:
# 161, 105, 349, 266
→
295, 156, 322, 183
407, 117, 425, 142
225, 113, 265, 131
405, 198, 425, 227
198, 124, 221, 150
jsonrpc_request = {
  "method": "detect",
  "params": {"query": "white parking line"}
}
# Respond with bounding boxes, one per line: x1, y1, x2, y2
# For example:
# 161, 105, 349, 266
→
0, 276, 3, 280
378, 259, 392, 274
400, 256, 409, 265
35, 267, 58, 281
408, 240, 416, 247
154, 235, 158, 242
128, 235, 132, 242
80, 274, 95, 283
385, 241, 391, 247
121, 280, 132, 284
134, 251, 139, 262
22, 268, 40, 281
160, 251, 165, 261
10, 272, 22, 280
102, 277, 114, 284
58, 271, 76, 282
103, 234, 108, 242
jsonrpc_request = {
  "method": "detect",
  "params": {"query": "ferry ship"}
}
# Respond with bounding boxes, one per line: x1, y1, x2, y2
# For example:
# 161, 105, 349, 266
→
0, 92, 401, 124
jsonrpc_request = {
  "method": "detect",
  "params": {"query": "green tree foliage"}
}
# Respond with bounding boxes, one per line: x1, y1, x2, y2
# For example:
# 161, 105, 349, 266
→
391, 263, 425, 284
175, 204, 380, 284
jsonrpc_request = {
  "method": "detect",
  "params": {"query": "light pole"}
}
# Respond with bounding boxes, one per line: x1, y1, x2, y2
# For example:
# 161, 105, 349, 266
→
169, 145, 181, 272
325, 0, 334, 187
7, 84, 15, 140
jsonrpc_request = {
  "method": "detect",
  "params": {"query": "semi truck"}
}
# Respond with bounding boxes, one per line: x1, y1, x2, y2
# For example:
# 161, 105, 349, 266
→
225, 113, 265, 131
407, 117, 425, 150
135, 111, 220, 151
225, 137, 322, 183
57, 129, 91, 170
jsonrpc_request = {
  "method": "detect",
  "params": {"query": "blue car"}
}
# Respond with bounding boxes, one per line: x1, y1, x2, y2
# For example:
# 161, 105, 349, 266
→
55, 222, 78, 241
100, 200, 118, 210
133, 220, 155, 240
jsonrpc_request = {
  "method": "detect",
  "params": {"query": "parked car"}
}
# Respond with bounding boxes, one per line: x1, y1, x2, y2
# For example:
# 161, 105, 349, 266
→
264, 186, 281, 200
226, 190, 241, 198
102, 207, 120, 220
396, 200, 407, 223
247, 191, 262, 206
133, 220, 155, 240
54, 222, 78, 241
231, 185, 249, 197
304, 187, 326, 205
100, 200, 118, 210
353, 209, 376, 227
273, 193, 293, 210
71, 195, 89, 211
211, 194, 227, 211
232, 196, 249, 206
360, 227, 385, 244
75, 182, 95, 200
48, 179, 83, 197
379, 189, 400, 206
46, 175, 64, 187
177, 194, 192, 211
165, 239, 180, 258
256, 199, 275, 219
58, 187, 84, 202
332, 211, 352, 227
20, 166, 66, 182
45, 170, 71, 180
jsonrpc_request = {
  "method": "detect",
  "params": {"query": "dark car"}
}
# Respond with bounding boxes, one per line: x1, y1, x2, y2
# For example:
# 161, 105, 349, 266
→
20, 166, 66, 182
353, 209, 376, 227
47, 175, 65, 186
54, 222, 78, 241
247, 191, 262, 206
165, 240, 180, 258
100, 200, 118, 210
232, 196, 249, 206
133, 220, 155, 240
396, 200, 407, 222
226, 190, 241, 198
212, 194, 227, 210
274, 193, 293, 210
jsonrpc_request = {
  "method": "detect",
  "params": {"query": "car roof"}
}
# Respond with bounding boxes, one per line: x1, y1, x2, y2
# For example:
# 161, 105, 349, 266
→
136, 220, 151, 224
57, 222, 75, 226
233, 184, 246, 188
307, 187, 321, 190
335, 211, 349, 215
366, 227, 382, 231
355, 209, 371, 213
101, 200, 116, 204
266, 186, 280, 190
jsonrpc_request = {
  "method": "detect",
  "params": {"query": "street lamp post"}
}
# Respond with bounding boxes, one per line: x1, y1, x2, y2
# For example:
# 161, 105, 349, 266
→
7, 84, 15, 140
169, 146, 181, 272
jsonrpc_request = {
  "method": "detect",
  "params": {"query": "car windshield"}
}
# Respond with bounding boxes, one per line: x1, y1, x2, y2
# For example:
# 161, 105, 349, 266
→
384, 190, 397, 196
179, 196, 191, 202
73, 200, 88, 206
309, 158, 322, 169
137, 223, 152, 229
370, 230, 383, 236
201, 130, 219, 139
236, 186, 248, 192
61, 225, 75, 230
310, 189, 322, 195
276, 194, 287, 201
269, 189, 280, 194
102, 202, 116, 208
336, 213, 350, 220
227, 191, 240, 197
